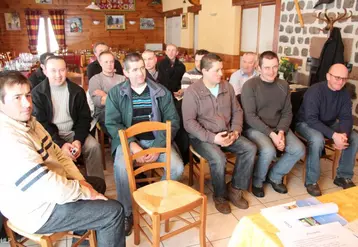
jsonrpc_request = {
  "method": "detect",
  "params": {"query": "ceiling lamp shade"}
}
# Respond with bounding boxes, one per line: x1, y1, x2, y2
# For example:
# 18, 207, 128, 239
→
86, 2, 100, 10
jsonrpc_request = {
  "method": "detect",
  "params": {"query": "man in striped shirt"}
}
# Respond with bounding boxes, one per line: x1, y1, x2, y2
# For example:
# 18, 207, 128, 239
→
106, 53, 184, 236
181, 49, 209, 91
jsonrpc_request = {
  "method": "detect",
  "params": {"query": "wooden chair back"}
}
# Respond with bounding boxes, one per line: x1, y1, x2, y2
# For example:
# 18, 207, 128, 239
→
118, 121, 172, 194
223, 68, 238, 81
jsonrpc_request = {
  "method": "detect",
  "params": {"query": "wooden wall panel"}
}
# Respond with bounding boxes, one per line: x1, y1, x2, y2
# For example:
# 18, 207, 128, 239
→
0, 0, 164, 53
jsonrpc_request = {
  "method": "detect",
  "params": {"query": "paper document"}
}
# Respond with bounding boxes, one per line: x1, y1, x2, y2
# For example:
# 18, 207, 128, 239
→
261, 198, 347, 231
345, 219, 358, 237
277, 222, 358, 247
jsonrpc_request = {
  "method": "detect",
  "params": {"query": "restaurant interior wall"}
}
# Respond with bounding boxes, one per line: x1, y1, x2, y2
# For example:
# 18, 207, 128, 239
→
0, 0, 164, 53
277, 0, 358, 127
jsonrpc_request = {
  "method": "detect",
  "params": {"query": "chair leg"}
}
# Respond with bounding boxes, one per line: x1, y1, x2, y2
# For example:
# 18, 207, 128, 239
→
332, 149, 342, 179
199, 195, 207, 247
199, 158, 206, 195
98, 128, 106, 170
283, 175, 287, 185
3, 221, 18, 247
88, 230, 97, 247
189, 149, 194, 186
133, 205, 140, 245
152, 213, 161, 247
302, 155, 307, 184
164, 219, 170, 233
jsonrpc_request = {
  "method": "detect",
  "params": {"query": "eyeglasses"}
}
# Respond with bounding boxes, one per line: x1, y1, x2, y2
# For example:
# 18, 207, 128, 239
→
328, 73, 348, 82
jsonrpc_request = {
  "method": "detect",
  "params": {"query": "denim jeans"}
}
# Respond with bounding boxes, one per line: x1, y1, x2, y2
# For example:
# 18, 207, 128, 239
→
35, 177, 125, 247
114, 139, 184, 217
244, 128, 305, 187
190, 136, 256, 198
295, 122, 358, 185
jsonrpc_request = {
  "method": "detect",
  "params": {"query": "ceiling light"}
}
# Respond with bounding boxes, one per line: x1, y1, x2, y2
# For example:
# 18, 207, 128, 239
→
86, 2, 100, 10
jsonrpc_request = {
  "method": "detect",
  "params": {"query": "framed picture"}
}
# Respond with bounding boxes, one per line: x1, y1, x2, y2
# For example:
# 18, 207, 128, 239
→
4, 13, 21, 31
181, 13, 187, 29
105, 15, 125, 30
35, 0, 52, 4
69, 17, 82, 33
140, 18, 155, 30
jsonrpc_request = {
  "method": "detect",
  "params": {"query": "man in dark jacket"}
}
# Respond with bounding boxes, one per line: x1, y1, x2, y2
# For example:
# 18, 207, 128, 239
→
157, 44, 186, 99
32, 56, 105, 180
87, 42, 124, 81
28, 52, 54, 89
105, 53, 184, 236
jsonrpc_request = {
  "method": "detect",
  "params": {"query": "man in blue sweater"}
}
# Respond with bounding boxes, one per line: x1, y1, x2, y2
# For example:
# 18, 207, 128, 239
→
296, 63, 357, 196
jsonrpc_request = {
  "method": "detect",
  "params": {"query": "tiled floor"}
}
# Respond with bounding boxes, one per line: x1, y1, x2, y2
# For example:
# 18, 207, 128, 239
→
2, 150, 357, 247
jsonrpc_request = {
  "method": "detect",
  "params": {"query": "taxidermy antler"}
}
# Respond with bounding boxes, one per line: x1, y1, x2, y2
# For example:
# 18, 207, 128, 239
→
314, 8, 352, 32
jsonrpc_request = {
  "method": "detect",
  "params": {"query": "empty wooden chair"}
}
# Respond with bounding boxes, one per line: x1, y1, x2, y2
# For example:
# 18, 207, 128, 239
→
4, 219, 96, 247
119, 121, 207, 247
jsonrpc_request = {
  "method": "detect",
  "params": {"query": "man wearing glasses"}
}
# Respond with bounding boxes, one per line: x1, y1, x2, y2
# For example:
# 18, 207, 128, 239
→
296, 63, 358, 196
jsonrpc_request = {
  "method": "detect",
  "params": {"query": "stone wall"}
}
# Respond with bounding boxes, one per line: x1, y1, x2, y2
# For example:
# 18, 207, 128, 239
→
278, 0, 358, 127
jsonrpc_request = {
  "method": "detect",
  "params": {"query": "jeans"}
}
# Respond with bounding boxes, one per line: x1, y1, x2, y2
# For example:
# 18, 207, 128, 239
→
190, 136, 256, 198
35, 176, 125, 247
244, 128, 305, 187
113, 139, 184, 217
295, 122, 358, 185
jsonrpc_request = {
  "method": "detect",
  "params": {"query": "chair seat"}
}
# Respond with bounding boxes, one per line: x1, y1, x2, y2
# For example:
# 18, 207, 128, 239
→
6, 221, 55, 241
133, 180, 202, 215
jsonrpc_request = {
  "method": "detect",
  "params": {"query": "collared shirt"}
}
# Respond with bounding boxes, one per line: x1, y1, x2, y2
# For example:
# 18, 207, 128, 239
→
229, 69, 258, 95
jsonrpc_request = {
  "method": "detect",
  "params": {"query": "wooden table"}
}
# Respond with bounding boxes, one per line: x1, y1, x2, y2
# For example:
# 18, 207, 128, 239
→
228, 187, 358, 247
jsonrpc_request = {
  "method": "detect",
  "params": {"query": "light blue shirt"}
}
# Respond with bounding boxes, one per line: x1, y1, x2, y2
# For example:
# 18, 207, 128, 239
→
208, 84, 219, 98
229, 69, 258, 95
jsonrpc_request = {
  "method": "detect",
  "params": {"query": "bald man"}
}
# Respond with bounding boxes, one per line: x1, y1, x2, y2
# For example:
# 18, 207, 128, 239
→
296, 63, 357, 196
229, 52, 258, 101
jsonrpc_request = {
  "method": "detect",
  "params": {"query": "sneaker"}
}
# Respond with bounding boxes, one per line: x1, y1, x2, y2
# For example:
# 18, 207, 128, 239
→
252, 185, 265, 198
213, 196, 231, 214
333, 177, 356, 189
305, 183, 322, 197
227, 182, 249, 209
125, 214, 133, 236
266, 177, 288, 194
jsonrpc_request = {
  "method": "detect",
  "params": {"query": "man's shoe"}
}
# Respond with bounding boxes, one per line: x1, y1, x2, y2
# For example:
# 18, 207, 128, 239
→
213, 196, 231, 214
227, 183, 249, 209
266, 178, 288, 194
252, 185, 265, 198
333, 177, 356, 189
125, 214, 133, 236
306, 183, 322, 197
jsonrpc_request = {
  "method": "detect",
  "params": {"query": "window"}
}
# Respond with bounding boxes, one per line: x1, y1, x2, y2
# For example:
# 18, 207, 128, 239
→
37, 17, 59, 55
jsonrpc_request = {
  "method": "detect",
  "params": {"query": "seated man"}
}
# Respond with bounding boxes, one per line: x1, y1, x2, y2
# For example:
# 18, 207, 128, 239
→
142, 49, 160, 83
157, 44, 186, 100
241, 51, 305, 198
229, 52, 258, 102
28, 52, 54, 89
31, 56, 105, 180
183, 53, 256, 214
0, 71, 124, 247
181, 49, 209, 90
296, 63, 357, 196
89, 51, 126, 135
87, 42, 124, 81
105, 53, 184, 236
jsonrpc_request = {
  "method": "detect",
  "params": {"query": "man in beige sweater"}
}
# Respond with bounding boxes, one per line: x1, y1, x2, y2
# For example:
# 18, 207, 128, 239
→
0, 71, 125, 246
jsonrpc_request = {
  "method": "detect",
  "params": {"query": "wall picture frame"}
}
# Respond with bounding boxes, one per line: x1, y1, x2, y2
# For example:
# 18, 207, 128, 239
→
105, 15, 125, 30
140, 18, 155, 30
35, 0, 52, 4
69, 17, 82, 33
181, 13, 187, 29
4, 13, 21, 31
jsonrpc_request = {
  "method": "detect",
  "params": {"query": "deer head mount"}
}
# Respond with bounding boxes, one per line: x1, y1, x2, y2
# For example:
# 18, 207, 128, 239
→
314, 8, 352, 32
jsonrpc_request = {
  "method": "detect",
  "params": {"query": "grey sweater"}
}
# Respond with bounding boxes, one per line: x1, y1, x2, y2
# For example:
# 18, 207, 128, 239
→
88, 72, 126, 118
241, 76, 292, 135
